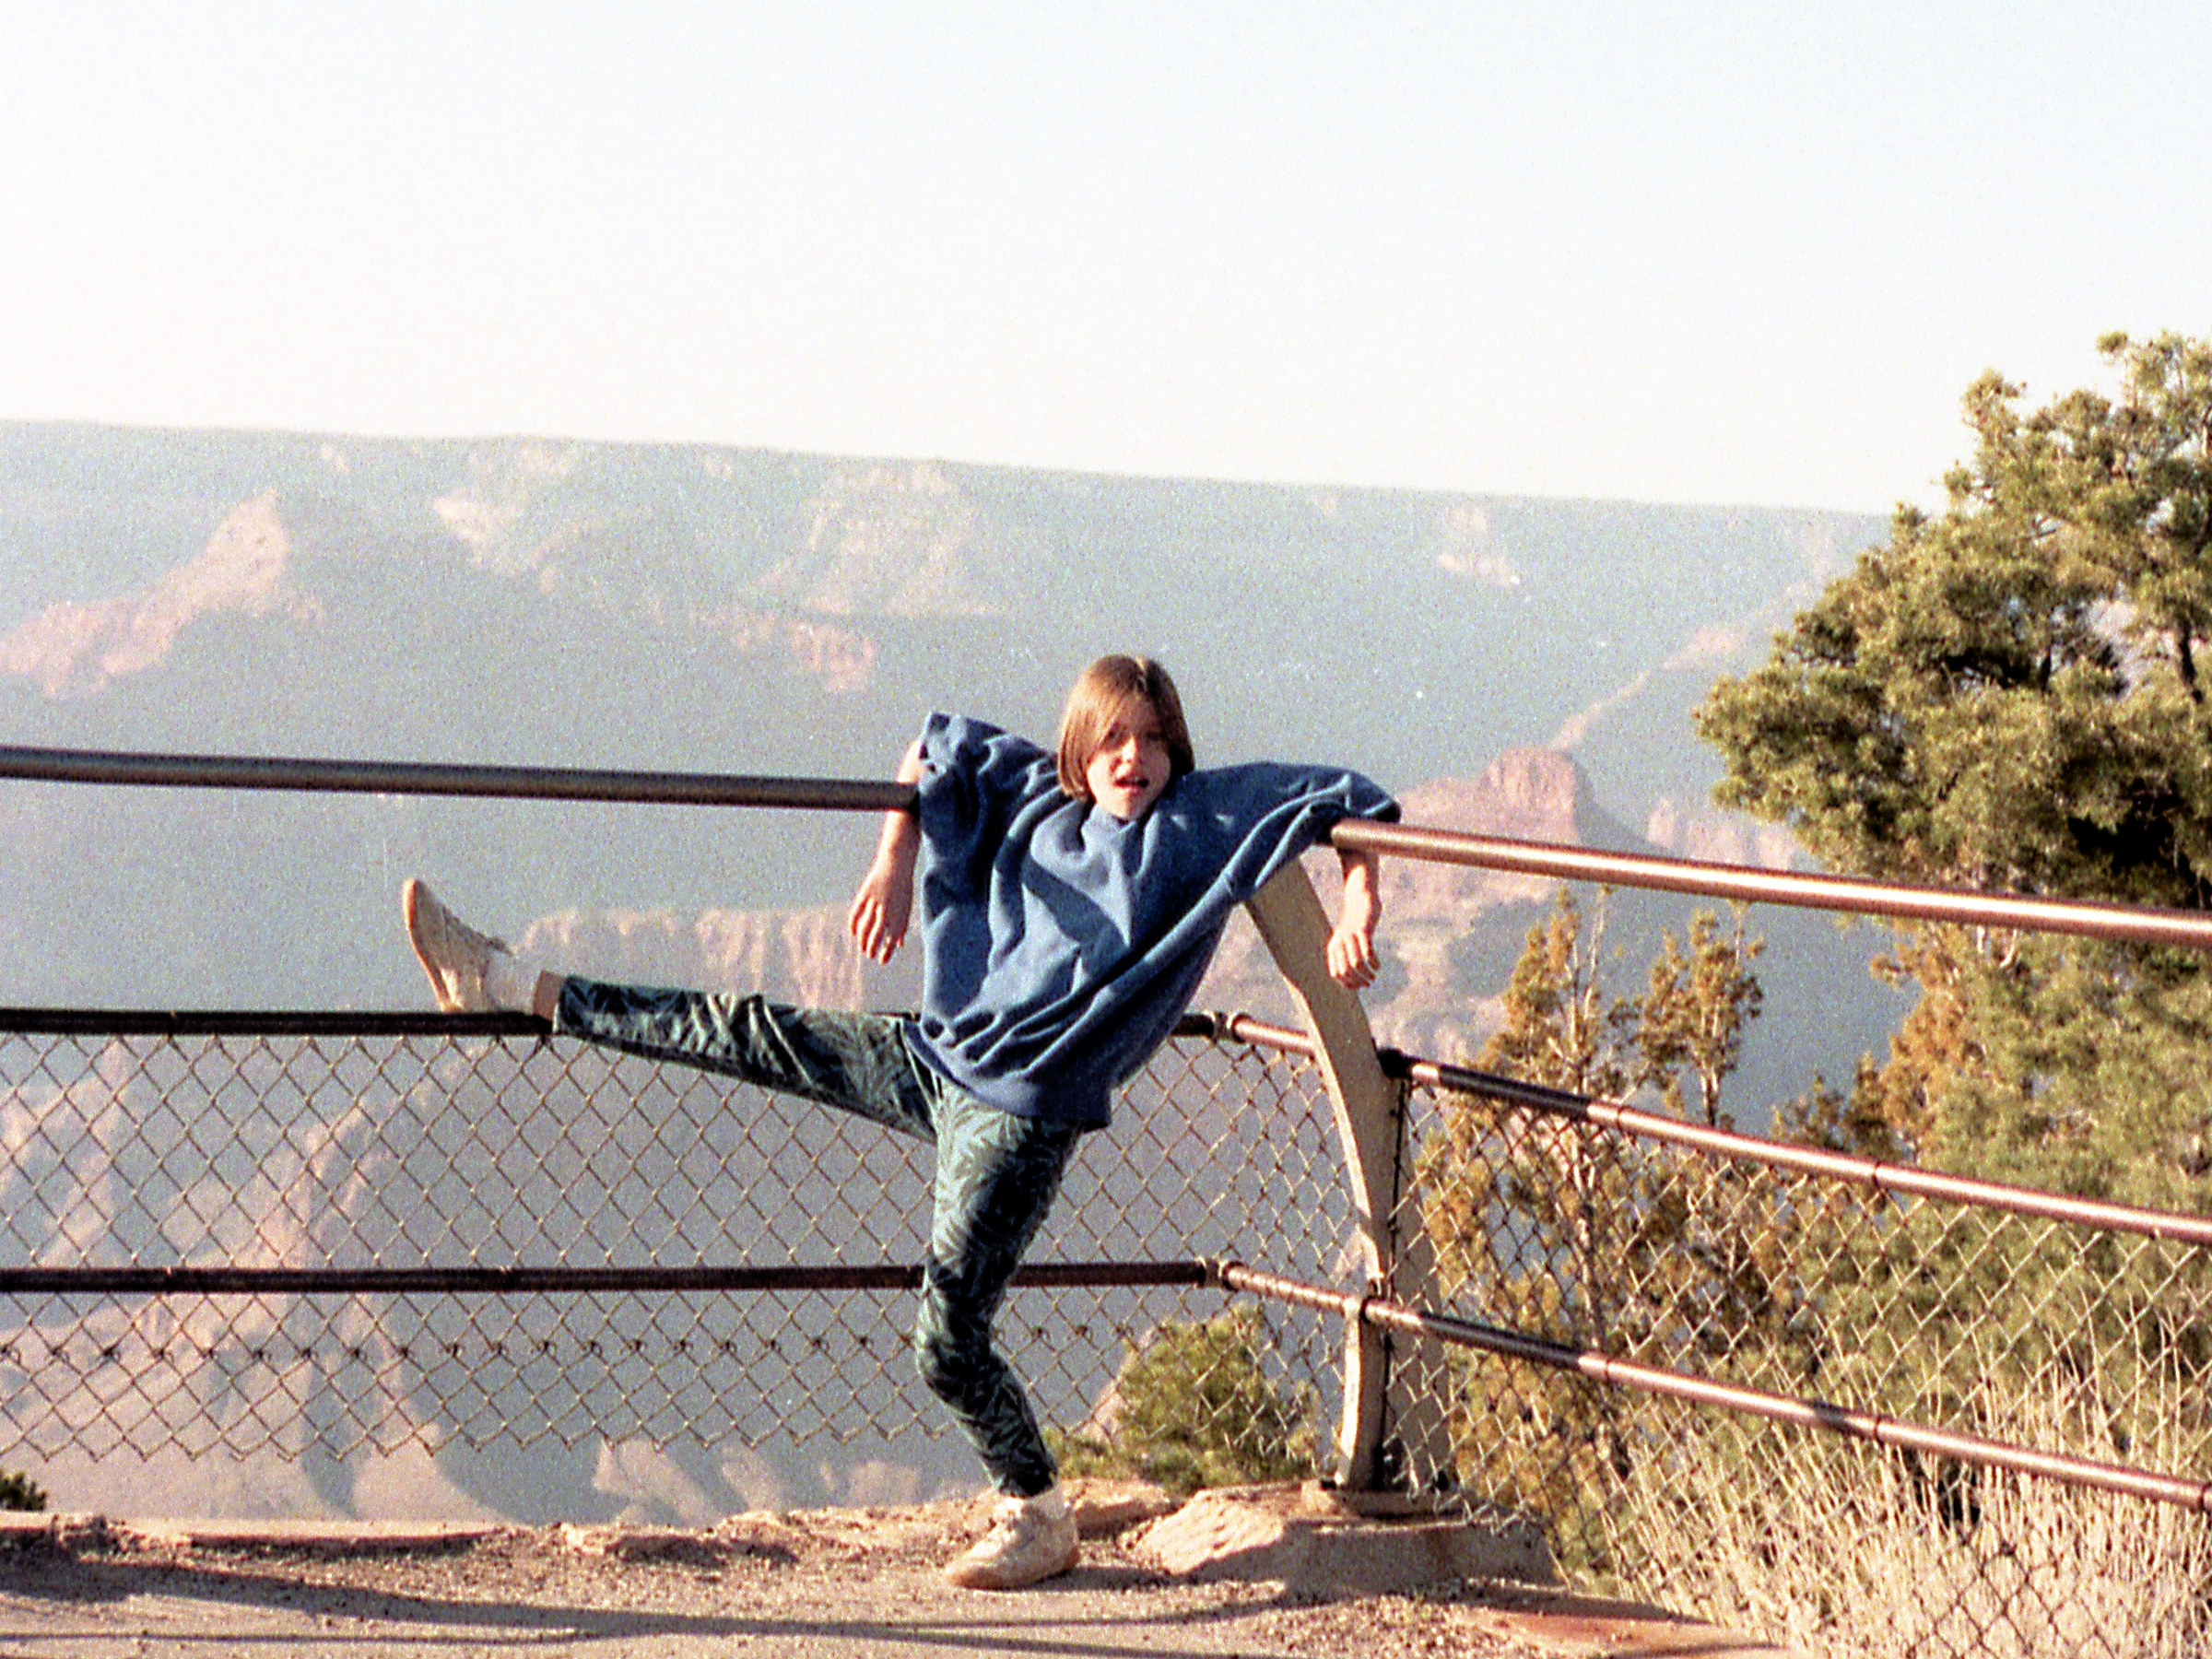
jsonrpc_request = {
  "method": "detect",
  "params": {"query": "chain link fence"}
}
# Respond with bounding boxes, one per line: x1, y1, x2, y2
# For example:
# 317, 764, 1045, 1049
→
0, 1014, 1347, 1479
5, 1005, 2209, 1653
1394, 1068, 2212, 1659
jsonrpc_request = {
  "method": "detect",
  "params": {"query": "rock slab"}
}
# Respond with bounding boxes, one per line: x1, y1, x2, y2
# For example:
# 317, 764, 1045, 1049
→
1134, 1481, 1555, 1594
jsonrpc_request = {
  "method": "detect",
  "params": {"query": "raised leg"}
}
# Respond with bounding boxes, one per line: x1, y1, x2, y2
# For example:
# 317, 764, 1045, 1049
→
553, 977, 936, 1141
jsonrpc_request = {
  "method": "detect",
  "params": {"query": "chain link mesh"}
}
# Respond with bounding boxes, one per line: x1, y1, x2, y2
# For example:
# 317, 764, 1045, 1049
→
1394, 1077, 2212, 1658
6, 1014, 2208, 1653
0, 1023, 1347, 1478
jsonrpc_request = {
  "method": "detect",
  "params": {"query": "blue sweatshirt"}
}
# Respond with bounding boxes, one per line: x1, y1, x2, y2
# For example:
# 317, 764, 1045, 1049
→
901, 713, 1398, 1127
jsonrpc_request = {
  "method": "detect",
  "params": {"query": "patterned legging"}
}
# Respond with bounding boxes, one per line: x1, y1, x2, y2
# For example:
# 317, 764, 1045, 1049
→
555, 978, 1079, 1497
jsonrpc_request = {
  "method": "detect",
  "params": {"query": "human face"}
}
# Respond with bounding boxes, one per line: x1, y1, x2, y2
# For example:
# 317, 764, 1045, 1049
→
1084, 699, 1173, 822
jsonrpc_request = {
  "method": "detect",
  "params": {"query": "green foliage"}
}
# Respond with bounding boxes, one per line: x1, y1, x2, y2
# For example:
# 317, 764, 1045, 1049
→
1049, 1307, 1316, 1495
1699, 330, 2212, 905
1477, 889, 1636, 1100
1416, 890, 1787, 1563
1471, 888, 1766, 1125
1638, 910, 1765, 1126
1685, 336, 2212, 1617
1698, 331, 2212, 1206
0, 1469, 46, 1512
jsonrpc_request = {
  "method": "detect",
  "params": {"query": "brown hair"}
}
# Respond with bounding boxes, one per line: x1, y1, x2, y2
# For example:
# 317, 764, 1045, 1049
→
1054, 655, 1196, 799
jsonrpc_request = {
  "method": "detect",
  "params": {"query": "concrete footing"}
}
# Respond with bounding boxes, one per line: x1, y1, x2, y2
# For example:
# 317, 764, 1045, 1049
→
1130, 1480, 1556, 1594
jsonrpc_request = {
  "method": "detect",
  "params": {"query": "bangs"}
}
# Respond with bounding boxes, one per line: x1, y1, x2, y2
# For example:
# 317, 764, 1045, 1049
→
1054, 656, 1195, 797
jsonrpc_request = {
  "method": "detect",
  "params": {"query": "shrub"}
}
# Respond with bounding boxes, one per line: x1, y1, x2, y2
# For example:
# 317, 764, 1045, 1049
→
0, 1469, 46, 1512
1051, 1306, 1316, 1494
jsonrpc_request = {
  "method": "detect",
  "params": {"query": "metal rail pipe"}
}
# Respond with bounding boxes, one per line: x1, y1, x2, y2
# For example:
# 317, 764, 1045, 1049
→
1405, 1054, 2212, 1248
0, 1009, 1230, 1041
1213, 1260, 2212, 1515
1214, 1011, 1317, 1056
1327, 818, 2212, 953
0, 1007, 549, 1039
0, 1261, 1210, 1297
0, 745, 915, 814
7, 741, 2210, 949
1199, 1011, 2212, 1246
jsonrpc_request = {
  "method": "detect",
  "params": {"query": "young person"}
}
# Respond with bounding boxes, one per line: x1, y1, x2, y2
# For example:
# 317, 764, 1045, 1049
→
404, 655, 1395, 1589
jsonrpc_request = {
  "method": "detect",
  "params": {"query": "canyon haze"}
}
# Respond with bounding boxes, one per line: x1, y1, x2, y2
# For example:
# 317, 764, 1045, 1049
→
0, 421, 1909, 1519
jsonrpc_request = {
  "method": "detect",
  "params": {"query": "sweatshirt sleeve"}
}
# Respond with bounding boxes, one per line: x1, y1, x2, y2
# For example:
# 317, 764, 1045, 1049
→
1140, 760, 1400, 932
912, 712, 1060, 901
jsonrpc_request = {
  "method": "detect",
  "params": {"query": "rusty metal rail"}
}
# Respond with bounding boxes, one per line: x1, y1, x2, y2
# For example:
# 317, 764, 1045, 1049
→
0, 1007, 1222, 1041
0, 1261, 1207, 1297
8, 742, 2211, 950
1205, 1009, 2212, 1246
1327, 818, 2212, 952
0, 745, 913, 814
1404, 1054, 2212, 1247
1213, 1261, 2212, 1515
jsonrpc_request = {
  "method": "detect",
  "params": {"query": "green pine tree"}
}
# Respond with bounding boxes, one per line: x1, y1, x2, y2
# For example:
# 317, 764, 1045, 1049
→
1049, 1307, 1316, 1495
1415, 890, 1794, 1570
1695, 333, 2212, 1481
1697, 330, 2212, 1213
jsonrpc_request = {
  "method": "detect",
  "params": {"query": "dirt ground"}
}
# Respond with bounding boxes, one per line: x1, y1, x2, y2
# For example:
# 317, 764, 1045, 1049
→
0, 1498, 1793, 1659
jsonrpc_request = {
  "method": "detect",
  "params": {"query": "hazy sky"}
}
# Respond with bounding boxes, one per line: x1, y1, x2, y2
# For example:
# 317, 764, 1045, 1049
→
3, 4, 2205, 512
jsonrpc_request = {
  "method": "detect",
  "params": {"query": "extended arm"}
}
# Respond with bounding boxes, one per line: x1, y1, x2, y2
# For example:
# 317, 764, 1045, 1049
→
1324, 846, 1382, 989
847, 739, 924, 963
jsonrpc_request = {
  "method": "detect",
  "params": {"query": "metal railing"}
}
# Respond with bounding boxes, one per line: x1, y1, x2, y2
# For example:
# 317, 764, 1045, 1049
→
10, 740, 2212, 951
1384, 1052, 2212, 1658
1329, 816, 2212, 951
0, 745, 913, 814
5, 742, 2211, 1657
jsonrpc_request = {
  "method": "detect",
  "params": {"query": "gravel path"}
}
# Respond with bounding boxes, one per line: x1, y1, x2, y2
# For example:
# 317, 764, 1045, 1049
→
0, 1502, 1793, 1658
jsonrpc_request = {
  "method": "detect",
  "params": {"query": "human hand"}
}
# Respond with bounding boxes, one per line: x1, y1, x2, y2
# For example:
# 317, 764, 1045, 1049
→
1326, 913, 1379, 989
847, 856, 914, 964
849, 739, 924, 964
1327, 847, 1382, 990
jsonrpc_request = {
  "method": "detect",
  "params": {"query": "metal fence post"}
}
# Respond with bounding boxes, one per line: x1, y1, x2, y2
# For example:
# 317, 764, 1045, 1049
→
1244, 861, 1450, 1488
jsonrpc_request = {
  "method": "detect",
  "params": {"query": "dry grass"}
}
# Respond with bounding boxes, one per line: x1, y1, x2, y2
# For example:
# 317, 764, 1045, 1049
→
1610, 1387, 2212, 1659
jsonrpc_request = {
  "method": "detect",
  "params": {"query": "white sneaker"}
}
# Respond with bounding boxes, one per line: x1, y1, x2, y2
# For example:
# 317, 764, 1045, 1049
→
402, 879, 507, 1013
942, 1488, 1078, 1590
